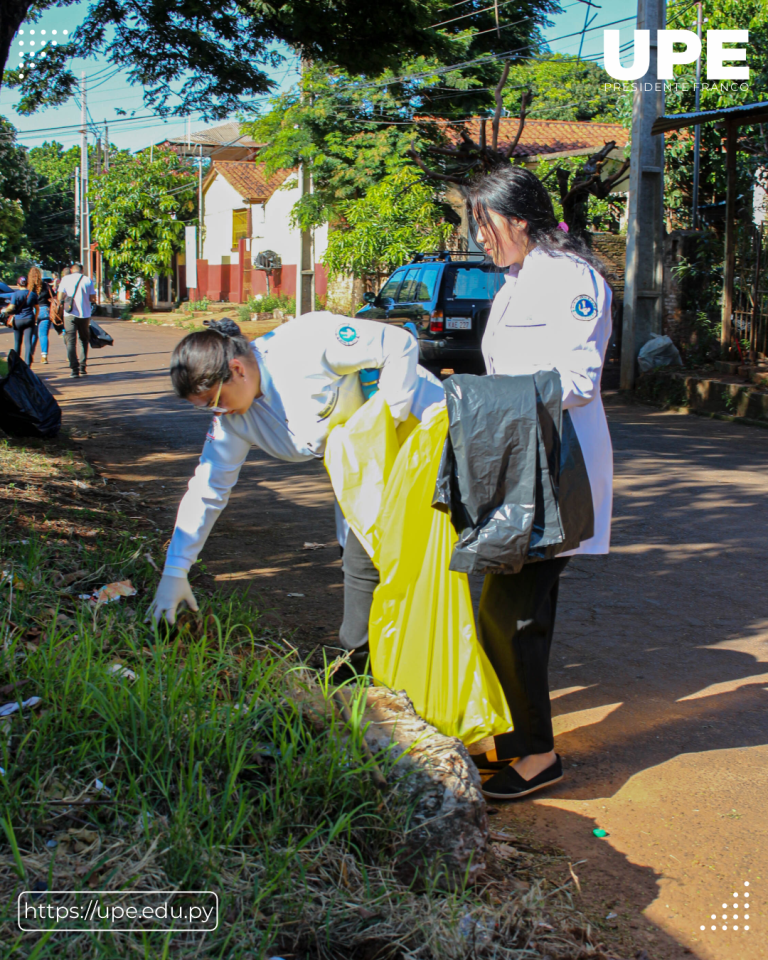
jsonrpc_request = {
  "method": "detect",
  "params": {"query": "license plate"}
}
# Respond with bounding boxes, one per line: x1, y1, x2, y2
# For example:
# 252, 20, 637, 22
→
446, 318, 471, 330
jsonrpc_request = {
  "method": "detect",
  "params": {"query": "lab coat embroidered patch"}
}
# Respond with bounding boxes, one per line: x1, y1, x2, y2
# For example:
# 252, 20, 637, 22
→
571, 295, 597, 320
336, 323, 360, 346
206, 415, 224, 442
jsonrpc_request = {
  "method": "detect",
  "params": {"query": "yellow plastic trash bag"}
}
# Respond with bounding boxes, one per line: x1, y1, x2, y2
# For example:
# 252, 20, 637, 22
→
369, 404, 512, 744
324, 392, 401, 557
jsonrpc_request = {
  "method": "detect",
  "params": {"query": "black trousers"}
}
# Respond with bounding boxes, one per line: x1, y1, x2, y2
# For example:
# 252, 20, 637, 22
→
477, 556, 570, 757
339, 529, 378, 652
64, 314, 89, 373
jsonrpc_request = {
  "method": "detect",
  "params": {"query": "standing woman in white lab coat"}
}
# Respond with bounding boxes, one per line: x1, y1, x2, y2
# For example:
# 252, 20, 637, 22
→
466, 165, 614, 800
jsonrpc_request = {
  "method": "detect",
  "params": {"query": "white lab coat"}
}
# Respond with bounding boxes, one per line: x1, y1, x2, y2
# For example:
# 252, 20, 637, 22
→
482, 247, 613, 555
164, 312, 444, 573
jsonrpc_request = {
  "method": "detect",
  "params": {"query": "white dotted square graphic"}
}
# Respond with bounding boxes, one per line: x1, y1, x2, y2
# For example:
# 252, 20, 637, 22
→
700, 882, 752, 934
15, 25, 69, 78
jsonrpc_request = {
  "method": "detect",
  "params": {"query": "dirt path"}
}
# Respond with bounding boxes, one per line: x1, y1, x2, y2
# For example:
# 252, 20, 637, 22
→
6, 320, 768, 960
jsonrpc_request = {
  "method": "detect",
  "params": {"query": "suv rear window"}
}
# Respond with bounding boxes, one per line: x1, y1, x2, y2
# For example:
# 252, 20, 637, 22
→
446, 266, 505, 300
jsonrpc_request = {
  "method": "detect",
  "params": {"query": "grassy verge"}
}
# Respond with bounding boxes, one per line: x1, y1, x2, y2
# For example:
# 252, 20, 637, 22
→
0, 436, 609, 960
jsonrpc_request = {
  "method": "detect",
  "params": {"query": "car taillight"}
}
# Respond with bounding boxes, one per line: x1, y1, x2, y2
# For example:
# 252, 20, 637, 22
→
429, 310, 444, 333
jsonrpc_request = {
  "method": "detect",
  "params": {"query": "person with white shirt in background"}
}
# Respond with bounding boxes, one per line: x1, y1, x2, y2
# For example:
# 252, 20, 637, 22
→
464, 165, 614, 801
57, 262, 97, 378
148, 314, 444, 670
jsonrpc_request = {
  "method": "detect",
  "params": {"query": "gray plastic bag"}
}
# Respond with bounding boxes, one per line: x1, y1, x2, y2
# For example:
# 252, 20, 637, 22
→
637, 334, 682, 374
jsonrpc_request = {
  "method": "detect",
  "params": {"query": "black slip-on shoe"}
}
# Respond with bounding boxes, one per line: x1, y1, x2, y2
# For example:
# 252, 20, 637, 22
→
470, 752, 511, 773
481, 755, 563, 800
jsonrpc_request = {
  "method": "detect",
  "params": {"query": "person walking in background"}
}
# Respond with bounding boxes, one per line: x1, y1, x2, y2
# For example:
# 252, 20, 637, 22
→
1, 267, 42, 365
57, 262, 96, 378
37, 273, 56, 364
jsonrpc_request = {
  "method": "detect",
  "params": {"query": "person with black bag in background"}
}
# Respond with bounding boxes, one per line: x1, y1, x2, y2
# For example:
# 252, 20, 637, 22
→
57, 262, 96, 378
1, 267, 41, 365
465, 166, 614, 801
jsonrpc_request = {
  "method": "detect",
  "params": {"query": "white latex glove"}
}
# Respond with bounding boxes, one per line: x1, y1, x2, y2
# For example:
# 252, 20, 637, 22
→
148, 569, 198, 625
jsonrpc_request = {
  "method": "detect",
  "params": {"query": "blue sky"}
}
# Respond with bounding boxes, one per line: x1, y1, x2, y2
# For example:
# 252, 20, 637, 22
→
0, 0, 640, 152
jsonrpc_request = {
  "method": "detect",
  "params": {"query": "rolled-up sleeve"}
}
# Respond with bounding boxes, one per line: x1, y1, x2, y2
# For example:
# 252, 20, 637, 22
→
163, 418, 251, 573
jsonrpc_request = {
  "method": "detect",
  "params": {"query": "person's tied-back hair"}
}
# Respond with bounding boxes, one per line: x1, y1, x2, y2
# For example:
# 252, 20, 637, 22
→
170, 318, 250, 398
467, 166, 610, 282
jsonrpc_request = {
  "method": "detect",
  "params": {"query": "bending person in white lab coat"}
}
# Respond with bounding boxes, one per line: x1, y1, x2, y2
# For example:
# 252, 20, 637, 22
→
466, 165, 614, 801
148, 314, 443, 668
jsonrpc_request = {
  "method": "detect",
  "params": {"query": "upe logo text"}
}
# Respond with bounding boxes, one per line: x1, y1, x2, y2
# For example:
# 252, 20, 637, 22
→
604, 30, 749, 81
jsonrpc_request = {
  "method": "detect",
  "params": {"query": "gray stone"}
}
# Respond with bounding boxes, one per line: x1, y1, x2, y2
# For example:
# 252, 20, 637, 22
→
353, 686, 489, 885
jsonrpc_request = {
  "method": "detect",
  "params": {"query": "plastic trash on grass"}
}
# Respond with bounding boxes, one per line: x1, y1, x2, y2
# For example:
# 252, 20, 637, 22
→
79, 580, 137, 604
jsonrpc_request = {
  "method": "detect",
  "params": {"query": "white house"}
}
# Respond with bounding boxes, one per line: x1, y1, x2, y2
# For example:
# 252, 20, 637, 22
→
192, 160, 328, 304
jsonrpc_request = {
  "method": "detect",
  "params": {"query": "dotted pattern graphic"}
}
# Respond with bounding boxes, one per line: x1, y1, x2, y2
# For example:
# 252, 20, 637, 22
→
699, 882, 752, 933
15, 27, 69, 78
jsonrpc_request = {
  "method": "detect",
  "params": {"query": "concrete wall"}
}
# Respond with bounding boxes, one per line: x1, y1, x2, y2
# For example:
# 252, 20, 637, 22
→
203, 175, 242, 266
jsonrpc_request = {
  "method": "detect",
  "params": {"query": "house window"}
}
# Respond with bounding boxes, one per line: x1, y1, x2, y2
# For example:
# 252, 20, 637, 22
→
232, 208, 248, 249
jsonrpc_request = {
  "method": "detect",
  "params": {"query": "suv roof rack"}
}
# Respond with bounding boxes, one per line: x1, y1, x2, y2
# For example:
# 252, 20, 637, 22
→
410, 250, 490, 263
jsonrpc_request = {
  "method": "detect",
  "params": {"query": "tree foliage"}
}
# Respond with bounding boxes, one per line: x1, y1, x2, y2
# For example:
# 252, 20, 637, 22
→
89, 147, 196, 306
0, 116, 36, 268
322, 168, 453, 283
502, 54, 619, 122
662, 0, 768, 230
24, 140, 80, 269
0, 0, 539, 118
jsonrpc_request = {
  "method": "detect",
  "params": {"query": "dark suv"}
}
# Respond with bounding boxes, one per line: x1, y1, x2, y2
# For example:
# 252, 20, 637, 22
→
354, 252, 505, 373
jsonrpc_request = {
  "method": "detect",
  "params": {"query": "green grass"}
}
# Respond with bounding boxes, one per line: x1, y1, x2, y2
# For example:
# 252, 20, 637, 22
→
0, 437, 593, 959
0, 358, 8, 378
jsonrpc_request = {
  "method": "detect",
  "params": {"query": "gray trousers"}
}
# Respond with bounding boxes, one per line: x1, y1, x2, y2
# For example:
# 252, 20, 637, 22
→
339, 530, 378, 652
64, 314, 90, 372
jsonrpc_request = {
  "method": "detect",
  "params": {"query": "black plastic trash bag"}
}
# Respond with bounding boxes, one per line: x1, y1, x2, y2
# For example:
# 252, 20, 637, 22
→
89, 321, 114, 349
0, 350, 62, 439
434, 372, 593, 575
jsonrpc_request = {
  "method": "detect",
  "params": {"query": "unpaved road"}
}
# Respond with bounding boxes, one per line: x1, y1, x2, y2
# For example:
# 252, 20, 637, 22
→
6, 319, 768, 960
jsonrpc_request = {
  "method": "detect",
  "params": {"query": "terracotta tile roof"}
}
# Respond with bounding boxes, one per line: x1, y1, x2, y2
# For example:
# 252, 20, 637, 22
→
210, 162, 294, 202
445, 118, 629, 158
165, 121, 262, 150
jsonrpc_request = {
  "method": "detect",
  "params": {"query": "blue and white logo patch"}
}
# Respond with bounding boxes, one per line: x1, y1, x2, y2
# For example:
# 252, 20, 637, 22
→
336, 323, 360, 346
571, 295, 598, 321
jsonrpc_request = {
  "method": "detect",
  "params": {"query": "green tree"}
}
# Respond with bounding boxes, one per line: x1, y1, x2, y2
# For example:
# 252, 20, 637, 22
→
1, 0, 476, 118
0, 115, 36, 270
662, 0, 768, 229
25, 140, 80, 269
502, 54, 620, 122
89, 147, 196, 308
323, 168, 453, 285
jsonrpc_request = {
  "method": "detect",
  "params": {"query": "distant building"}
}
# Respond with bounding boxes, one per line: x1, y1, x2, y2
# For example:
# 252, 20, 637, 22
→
157, 119, 629, 307
198, 160, 328, 303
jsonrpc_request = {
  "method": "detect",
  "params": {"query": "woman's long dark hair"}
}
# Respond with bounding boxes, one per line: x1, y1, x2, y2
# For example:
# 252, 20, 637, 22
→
170, 318, 251, 398
467, 165, 610, 281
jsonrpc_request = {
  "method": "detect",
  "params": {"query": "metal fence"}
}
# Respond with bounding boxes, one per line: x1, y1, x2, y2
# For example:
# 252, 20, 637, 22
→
732, 222, 768, 358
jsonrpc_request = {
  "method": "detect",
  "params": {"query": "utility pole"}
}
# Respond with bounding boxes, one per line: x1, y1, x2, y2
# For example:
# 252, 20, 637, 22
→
295, 57, 315, 317
80, 71, 90, 276
104, 121, 109, 171
198, 143, 203, 260
620, 0, 667, 391
691, 1, 703, 228
74, 165, 80, 242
